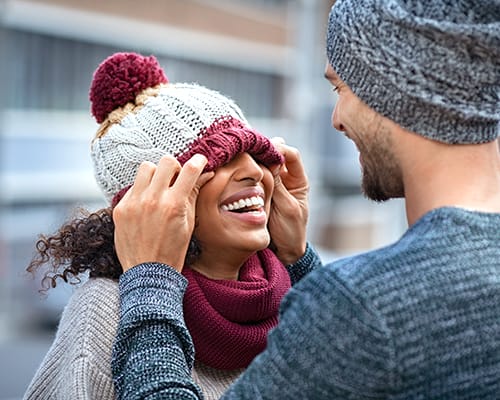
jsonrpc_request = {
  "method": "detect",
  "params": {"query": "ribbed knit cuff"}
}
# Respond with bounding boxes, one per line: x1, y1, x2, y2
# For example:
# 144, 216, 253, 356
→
286, 242, 323, 285
119, 263, 188, 322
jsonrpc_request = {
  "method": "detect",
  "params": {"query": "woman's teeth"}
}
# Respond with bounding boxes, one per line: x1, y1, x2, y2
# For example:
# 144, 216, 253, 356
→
221, 196, 264, 212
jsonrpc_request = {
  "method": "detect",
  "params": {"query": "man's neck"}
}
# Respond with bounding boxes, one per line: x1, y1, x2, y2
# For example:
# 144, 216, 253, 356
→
402, 139, 500, 226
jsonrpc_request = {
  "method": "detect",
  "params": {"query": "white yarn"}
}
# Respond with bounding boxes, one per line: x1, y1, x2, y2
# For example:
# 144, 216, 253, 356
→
91, 83, 248, 203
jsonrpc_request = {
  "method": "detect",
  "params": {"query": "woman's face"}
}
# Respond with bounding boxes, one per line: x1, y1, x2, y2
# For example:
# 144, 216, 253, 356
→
192, 152, 274, 276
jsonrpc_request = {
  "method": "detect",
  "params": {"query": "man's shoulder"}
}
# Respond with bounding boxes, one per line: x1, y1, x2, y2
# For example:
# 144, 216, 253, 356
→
283, 246, 393, 300
286, 236, 426, 314
324, 242, 411, 285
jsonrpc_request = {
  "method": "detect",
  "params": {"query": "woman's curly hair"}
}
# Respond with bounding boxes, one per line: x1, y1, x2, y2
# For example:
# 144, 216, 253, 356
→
27, 207, 202, 293
27, 207, 121, 293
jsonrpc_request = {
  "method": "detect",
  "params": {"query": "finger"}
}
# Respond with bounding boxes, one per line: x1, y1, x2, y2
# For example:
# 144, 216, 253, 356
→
271, 136, 286, 146
277, 146, 308, 192
270, 137, 287, 165
270, 163, 282, 178
150, 155, 182, 192
271, 173, 293, 206
197, 171, 215, 189
280, 145, 305, 179
130, 161, 157, 193
172, 154, 209, 198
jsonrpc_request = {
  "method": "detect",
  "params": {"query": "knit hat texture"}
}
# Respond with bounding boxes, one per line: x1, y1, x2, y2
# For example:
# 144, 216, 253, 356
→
327, 0, 500, 144
89, 52, 284, 204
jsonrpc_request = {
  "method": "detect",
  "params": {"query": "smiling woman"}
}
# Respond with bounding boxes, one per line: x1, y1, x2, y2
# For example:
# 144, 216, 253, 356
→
192, 153, 274, 280
22, 52, 314, 400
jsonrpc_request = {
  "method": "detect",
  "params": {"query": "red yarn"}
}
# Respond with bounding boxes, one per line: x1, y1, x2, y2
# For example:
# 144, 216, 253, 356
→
177, 116, 284, 171
182, 248, 291, 370
111, 185, 132, 209
89, 52, 168, 123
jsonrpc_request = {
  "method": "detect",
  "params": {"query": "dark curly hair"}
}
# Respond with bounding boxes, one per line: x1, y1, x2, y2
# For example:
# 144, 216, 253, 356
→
26, 207, 120, 293
27, 207, 202, 293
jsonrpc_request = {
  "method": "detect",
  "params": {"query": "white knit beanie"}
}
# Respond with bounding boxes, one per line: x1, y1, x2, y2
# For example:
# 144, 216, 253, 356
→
89, 53, 283, 205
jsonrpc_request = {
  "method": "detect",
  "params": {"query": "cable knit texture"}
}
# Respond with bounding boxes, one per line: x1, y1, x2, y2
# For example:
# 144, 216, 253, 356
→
327, 0, 500, 144
113, 208, 500, 399
89, 52, 283, 204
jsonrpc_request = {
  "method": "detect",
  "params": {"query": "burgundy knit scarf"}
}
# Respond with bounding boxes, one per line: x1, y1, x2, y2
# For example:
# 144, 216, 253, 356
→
182, 248, 291, 370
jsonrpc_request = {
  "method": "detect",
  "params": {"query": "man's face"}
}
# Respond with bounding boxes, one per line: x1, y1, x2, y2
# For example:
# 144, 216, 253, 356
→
324, 63, 404, 201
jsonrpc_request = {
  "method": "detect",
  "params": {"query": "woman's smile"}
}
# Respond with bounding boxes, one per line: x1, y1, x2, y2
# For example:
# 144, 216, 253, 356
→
220, 186, 267, 224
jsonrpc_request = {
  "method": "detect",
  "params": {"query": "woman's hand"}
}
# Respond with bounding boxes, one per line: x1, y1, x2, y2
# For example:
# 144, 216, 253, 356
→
268, 138, 309, 265
113, 154, 213, 273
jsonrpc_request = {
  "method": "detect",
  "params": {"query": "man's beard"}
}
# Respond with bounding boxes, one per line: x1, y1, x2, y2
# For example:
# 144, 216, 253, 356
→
362, 169, 391, 202
360, 149, 404, 203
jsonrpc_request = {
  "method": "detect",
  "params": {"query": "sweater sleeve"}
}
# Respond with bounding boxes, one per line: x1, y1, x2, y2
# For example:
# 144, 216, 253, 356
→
285, 242, 323, 285
112, 262, 395, 400
112, 263, 204, 400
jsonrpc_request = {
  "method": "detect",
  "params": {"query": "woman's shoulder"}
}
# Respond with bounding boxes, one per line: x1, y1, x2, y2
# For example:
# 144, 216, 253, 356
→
70, 277, 119, 305
65, 277, 118, 310
83, 276, 119, 292
59, 278, 119, 334
23, 278, 119, 399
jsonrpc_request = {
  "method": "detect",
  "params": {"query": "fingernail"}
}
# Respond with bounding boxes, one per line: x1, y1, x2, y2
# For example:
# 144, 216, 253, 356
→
191, 154, 208, 166
271, 136, 285, 145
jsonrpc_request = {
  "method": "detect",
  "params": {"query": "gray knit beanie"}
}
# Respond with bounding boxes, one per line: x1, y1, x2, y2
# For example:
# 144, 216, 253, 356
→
327, 0, 500, 144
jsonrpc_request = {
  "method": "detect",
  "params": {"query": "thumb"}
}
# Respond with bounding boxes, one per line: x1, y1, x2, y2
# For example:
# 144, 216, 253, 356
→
197, 171, 215, 188
188, 171, 214, 205
271, 170, 290, 204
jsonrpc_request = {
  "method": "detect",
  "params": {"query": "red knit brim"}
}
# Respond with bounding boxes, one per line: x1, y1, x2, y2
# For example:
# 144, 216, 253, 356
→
111, 117, 283, 207
177, 116, 284, 172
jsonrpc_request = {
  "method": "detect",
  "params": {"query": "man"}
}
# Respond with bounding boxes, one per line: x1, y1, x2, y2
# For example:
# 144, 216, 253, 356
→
112, 0, 500, 398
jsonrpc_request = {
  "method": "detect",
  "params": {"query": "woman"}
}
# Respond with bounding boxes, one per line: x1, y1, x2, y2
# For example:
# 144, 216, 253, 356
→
23, 52, 311, 399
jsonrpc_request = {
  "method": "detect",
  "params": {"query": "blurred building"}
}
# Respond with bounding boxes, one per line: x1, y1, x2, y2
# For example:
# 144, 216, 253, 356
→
0, 0, 405, 346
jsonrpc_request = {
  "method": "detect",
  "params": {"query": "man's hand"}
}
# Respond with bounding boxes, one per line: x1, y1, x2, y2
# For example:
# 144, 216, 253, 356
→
113, 154, 213, 273
268, 138, 309, 265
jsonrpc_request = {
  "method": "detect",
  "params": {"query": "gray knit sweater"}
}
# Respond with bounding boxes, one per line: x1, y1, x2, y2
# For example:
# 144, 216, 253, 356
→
23, 279, 243, 399
23, 278, 119, 400
112, 207, 500, 399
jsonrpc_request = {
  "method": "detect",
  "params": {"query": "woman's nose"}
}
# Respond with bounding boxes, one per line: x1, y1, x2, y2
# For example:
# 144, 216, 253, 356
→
235, 153, 264, 182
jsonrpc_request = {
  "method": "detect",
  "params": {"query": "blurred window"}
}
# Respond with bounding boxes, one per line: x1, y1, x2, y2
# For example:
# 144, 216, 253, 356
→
4, 29, 283, 119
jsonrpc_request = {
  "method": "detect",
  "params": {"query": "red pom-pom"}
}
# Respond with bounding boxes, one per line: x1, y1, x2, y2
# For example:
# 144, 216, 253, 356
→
89, 52, 168, 123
